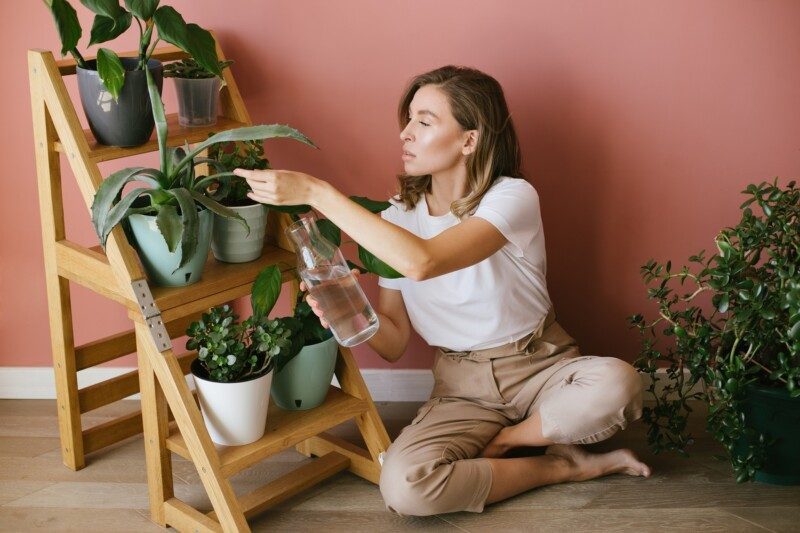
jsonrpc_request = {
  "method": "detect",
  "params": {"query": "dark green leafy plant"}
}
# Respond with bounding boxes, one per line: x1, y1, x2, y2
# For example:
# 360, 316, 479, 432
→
43, 0, 224, 99
629, 178, 800, 482
164, 57, 233, 79
90, 68, 316, 271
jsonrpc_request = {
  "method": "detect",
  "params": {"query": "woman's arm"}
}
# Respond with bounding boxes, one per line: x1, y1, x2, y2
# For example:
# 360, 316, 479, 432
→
237, 169, 508, 280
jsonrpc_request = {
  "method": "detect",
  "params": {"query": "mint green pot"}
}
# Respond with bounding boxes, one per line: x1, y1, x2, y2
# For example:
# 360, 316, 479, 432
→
271, 335, 338, 410
127, 209, 213, 287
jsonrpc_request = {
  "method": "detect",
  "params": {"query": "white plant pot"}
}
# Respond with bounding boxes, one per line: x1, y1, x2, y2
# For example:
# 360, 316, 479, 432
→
191, 360, 273, 446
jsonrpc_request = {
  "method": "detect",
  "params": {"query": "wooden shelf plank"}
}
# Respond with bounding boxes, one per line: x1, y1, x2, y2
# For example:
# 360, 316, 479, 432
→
166, 387, 368, 477
53, 114, 248, 163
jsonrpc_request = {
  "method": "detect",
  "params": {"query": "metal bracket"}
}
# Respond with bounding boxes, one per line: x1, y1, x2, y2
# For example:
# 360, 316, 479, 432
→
132, 279, 172, 351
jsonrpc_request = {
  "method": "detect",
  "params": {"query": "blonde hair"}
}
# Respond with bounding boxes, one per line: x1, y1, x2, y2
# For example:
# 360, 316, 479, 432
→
395, 65, 524, 218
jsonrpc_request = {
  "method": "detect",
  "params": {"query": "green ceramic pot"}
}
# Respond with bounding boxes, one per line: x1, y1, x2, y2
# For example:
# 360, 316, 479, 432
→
271, 335, 338, 410
128, 208, 213, 287
211, 203, 268, 263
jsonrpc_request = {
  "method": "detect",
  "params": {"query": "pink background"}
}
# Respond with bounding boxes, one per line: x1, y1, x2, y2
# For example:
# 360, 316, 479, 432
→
2, 1, 799, 372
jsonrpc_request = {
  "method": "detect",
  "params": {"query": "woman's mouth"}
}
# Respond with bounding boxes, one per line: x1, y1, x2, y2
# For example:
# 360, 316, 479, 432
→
402, 150, 416, 161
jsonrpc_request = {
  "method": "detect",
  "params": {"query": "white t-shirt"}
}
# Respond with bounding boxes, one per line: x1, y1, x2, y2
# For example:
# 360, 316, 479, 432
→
378, 176, 552, 351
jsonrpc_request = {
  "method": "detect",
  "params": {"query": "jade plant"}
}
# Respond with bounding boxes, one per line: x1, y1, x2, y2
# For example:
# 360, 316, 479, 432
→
43, 0, 224, 99
90, 67, 316, 271
629, 178, 800, 481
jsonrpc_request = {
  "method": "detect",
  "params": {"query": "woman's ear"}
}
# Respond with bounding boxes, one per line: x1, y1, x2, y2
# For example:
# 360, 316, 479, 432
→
462, 130, 479, 155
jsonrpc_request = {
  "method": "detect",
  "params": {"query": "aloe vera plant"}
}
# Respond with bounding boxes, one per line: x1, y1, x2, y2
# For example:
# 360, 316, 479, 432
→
90, 68, 316, 270
43, 0, 224, 100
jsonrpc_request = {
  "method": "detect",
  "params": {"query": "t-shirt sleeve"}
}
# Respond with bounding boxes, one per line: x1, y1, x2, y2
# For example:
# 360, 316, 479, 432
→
472, 178, 541, 257
377, 202, 405, 291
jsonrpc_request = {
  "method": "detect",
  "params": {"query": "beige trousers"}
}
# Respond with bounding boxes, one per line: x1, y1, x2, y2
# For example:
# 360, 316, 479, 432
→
379, 308, 643, 516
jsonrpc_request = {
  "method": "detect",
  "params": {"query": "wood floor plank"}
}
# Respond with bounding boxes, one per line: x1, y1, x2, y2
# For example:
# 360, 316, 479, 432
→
0, 507, 164, 532
721, 506, 800, 532
0, 480, 55, 505
247, 510, 459, 532
0, 436, 60, 458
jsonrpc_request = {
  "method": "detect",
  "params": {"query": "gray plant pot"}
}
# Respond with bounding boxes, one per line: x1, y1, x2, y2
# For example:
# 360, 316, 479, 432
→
211, 203, 268, 263
76, 58, 163, 147
173, 76, 220, 127
128, 209, 213, 287
271, 335, 338, 410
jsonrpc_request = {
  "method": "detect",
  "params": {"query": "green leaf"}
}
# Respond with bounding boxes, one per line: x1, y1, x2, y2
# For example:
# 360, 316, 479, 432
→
346, 260, 368, 274
168, 188, 199, 271
317, 218, 341, 246
265, 204, 312, 215
91, 166, 159, 245
349, 196, 391, 213
145, 68, 168, 173
88, 12, 132, 45
789, 320, 800, 341
175, 125, 317, 177
155, 204, 181, 252
185, 23, 221, 78
717, 293, 730, 313
103, 187, 153, 244
252, 265, 282, 320
358, 245, 403, 278
124, 0, 158, 19
44, 0, 83, 56
188, 190, 249, 235
80, 0, 124, 19
96, 48, 125, 101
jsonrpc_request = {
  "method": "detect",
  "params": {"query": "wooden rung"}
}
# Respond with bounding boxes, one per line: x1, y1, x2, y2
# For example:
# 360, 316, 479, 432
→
76, 313, 203, 371
53, 114, 248, 163
208, 452, 350, 522
166, 387, 368, 477
82, 409, 143, 454
54, 240, 132, 308
296, 432, 381, 484
78, 351, 195, 413
54, 44, 187, 75
164, 498, 222, 533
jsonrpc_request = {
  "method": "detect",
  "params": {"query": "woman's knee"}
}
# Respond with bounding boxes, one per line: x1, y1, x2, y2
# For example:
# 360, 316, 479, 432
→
599, 358, 643, 412
379, 455, 440, 516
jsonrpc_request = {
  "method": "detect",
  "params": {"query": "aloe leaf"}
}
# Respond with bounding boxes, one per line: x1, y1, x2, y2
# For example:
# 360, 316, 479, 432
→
174, 125, 317, 177
44, 0, 82, 57
124, 0, 158, 20
188, 190, 249, 235
155, 204, 181, 252
96, 48, 126, 101
145, 67, 168, 173
317, 218, 341, 246
79, 0, 125, 19
91, 166, 155, 244
349, 196, 391, 213
252, 265, 282, 320
358, 245, 403, 278
102, 187, 154, 246
168, 188, 199, 271
89, 12, 132, 45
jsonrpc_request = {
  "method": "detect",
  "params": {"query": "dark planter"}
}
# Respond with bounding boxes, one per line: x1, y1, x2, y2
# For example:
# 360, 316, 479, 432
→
76, 58, 163, 147
735, 384, 800, 485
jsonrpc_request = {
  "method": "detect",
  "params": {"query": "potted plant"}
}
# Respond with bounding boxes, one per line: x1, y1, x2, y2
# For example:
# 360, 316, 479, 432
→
43, 0, 225, 146
90, 68, 316, 286
629, 178, 800, 484
186, 266, 293, 445
163, 57, 233, 127
205, 138, 272, 263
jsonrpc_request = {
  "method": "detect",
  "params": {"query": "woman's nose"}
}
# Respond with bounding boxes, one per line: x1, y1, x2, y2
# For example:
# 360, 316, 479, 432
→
400, 123, 413, 142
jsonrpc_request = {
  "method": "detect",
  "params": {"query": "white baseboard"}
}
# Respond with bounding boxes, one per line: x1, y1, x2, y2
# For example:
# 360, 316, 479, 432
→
0, 366, 698, 403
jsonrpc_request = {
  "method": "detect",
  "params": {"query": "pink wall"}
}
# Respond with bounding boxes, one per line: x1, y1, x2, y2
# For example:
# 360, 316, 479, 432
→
2, 1, 799, 371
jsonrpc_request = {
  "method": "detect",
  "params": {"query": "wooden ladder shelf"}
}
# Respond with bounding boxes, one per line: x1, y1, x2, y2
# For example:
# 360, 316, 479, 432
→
28, 42, 390, 532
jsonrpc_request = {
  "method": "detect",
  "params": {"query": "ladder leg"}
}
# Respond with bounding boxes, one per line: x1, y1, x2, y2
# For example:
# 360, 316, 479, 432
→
136, 323, 174, 526
29, 57, 84, 470
137, 324, 250, 532
335, 347, 391, 463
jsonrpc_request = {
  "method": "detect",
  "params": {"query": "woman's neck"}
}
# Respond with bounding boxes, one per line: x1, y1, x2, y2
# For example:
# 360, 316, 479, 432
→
427, 167, 468, 216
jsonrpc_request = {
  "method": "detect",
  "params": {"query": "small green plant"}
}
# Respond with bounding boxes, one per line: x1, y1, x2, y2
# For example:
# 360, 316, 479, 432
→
629, 178, 800, 482
91, 68, 316, 272
43, 0, 225, 100
163, 57, 233, 79
205, 139, 270, 206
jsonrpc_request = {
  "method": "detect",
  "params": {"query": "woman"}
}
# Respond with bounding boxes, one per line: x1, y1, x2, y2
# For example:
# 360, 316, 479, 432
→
235, 65, 650, 516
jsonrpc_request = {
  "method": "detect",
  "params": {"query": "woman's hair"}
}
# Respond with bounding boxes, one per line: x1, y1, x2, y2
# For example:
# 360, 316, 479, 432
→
395, 65, 523, 218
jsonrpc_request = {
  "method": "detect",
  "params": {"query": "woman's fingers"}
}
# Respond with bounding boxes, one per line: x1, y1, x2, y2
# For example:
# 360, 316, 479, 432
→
299, 281, 307, 291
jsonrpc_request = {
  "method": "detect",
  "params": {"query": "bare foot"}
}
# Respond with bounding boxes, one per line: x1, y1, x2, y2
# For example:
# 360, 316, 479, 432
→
481, 428, 512, 458
545, 444, 651, 481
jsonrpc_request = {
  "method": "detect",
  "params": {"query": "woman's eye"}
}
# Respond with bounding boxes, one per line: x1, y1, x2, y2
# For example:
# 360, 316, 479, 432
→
419, 121, 430, 127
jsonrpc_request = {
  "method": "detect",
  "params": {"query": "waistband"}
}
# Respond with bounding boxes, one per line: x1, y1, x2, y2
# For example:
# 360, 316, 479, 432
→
436, 307, 557, 361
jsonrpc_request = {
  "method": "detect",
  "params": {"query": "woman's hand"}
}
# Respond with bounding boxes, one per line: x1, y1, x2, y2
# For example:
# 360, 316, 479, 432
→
300, 268, 361, 329
233, 168, 321, 207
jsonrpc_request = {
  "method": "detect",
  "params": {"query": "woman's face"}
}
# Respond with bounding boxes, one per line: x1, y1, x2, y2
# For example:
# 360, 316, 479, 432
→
400, 85, 476, 176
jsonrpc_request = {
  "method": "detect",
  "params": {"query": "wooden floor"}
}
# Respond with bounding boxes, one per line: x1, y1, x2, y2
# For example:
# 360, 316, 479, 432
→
1, 399, 798, 532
